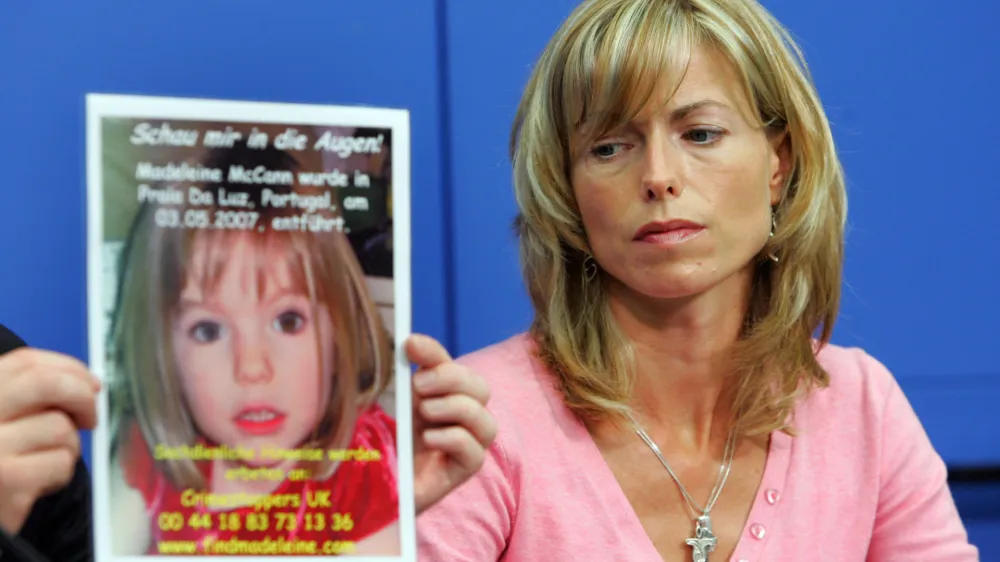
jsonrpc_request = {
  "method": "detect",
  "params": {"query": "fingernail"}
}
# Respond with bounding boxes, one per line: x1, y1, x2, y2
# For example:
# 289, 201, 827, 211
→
413, 371, 435, 391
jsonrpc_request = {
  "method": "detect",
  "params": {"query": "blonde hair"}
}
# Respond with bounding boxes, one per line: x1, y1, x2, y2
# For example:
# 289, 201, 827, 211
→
510, 0, 846, 436
107, 145, 393, 490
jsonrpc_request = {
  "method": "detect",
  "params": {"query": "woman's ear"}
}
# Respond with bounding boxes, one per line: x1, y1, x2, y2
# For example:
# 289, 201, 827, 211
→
768, 129, 791, 205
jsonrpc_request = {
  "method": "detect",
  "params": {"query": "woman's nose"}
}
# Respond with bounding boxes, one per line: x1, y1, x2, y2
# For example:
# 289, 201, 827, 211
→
641, 133, 685, 201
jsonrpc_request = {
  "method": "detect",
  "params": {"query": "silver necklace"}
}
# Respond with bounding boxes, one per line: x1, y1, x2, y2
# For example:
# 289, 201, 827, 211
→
625, 412, 737, 562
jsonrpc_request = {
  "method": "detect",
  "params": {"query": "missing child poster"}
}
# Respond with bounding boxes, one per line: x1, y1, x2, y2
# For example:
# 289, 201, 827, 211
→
85, 94, 414, 561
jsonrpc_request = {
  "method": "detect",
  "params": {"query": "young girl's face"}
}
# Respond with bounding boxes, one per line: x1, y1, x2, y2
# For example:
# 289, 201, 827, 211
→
170, 233, 335, 461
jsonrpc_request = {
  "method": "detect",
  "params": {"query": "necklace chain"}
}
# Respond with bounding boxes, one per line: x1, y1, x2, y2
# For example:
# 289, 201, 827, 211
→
625, 412, 737, 519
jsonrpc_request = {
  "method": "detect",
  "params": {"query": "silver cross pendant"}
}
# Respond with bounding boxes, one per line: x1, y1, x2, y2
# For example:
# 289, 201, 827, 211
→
684, 515, 717, 562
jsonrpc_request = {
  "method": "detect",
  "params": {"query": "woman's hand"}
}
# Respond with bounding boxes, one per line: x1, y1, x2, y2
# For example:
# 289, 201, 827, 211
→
405, 334, 496, 515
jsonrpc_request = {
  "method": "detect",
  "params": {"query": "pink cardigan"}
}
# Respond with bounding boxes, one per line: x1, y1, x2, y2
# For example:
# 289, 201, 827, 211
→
417, 334, 979, 561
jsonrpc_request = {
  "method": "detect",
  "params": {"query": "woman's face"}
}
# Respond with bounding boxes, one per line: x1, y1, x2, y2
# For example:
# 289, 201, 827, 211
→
171, 234, 335, 461
571, 44, 790, 302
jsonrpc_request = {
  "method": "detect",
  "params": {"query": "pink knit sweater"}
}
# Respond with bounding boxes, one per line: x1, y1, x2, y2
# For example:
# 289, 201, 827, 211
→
417, 334, 979, 561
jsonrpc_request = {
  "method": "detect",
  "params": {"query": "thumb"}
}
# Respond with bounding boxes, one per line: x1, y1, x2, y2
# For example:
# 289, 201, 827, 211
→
405, 334, 451, 370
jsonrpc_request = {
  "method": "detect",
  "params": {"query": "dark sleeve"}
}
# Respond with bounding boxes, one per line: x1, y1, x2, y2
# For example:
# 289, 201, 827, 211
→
0, 324, 94, 562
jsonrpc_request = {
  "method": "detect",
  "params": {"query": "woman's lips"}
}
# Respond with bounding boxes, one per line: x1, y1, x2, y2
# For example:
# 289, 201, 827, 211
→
633, 219, 706, 246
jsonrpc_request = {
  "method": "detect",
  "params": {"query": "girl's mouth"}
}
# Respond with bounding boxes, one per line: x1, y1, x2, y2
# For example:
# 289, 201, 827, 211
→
233, 406, 287, 436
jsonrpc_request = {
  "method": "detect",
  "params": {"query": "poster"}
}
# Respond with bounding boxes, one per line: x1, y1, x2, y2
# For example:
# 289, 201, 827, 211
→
85, 94, 414, 560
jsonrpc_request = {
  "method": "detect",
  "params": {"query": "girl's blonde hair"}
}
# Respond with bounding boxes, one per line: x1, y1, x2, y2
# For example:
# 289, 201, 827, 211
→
107, 144, 393, 490
510, 0, 847, 436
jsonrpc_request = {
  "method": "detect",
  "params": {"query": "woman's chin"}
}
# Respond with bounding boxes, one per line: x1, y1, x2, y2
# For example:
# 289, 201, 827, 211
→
611, 258, 749, 302
614, 273, 712, 302
636, 284, 705, 301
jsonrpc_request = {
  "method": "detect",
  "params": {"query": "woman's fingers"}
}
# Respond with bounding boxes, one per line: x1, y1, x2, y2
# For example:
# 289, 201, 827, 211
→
413, 362, 490, 406
422, 426, 487, 476
418, 394, 497, 447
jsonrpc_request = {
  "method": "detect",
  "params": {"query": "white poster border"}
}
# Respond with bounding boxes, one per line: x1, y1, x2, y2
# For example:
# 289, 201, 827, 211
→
85, 93, 414, 562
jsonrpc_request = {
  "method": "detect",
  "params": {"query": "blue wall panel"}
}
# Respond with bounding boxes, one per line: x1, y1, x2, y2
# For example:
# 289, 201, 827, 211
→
443, 1, 580, 354
0, 0, 449, 467
761, 0, 1000, 468
0, 0, 997, 557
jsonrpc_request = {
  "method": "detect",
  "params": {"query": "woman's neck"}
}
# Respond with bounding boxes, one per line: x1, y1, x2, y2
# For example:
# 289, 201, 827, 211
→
606, 270, 751, 455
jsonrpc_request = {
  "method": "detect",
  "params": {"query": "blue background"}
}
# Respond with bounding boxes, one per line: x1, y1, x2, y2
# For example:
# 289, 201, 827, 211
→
0, 0, 997, 557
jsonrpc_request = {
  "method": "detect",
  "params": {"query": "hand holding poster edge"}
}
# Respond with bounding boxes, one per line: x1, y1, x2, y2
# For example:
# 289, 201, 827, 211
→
406, 333, 497, 515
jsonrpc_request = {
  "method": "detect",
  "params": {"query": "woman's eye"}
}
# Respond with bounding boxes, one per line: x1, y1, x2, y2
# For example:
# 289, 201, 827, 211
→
188, 321, 223, 343
274, 310, 306, 334
686, 128, 723, 144
590, 142, 624, 159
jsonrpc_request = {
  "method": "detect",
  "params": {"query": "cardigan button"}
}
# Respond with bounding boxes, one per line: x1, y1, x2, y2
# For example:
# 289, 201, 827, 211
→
749, 523, 766, 540
765, 488, 780, 504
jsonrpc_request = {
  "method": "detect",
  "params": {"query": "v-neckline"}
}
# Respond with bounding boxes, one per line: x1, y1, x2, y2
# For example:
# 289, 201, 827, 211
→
574, 416, 793, 561
523, 336, 795, 561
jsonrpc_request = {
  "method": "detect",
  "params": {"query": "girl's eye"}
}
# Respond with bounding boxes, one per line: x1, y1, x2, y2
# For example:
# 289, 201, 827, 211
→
188, 321, 223, 343
274, 310, 306, 334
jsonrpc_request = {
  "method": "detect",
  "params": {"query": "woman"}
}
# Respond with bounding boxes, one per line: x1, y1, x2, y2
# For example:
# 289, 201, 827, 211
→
416, 0, 979, 561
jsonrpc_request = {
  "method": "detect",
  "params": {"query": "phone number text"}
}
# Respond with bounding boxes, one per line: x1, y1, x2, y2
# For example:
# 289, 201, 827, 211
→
158, 511, 354, 533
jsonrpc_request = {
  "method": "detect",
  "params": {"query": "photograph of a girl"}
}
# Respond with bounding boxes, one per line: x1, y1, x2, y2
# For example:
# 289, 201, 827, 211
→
103, 140, 402, 556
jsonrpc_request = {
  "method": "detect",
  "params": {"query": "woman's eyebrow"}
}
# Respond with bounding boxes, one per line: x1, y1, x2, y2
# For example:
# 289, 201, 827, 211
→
668, 99, 731, 121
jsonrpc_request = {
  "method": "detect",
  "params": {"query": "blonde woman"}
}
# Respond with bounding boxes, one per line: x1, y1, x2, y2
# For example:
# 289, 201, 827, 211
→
417, 0, 978, 560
